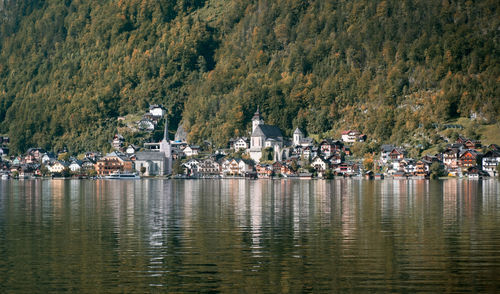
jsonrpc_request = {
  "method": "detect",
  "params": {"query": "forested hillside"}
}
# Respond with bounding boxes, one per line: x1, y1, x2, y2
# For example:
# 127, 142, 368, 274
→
0, 0, 498, 153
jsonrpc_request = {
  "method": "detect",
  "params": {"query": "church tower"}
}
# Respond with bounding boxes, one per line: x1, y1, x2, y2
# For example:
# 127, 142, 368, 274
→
159, 116, 172, 174
252, 107, 264, 133
293, 128, 303, 146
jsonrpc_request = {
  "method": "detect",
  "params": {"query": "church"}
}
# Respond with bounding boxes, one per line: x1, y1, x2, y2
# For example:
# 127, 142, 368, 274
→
249, 108, 284, 163
134, 117, 172, 176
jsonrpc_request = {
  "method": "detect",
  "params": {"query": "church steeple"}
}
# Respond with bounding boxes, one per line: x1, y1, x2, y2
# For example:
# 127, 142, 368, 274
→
163, 116, 168, 141
252, 106, 264, 133
160, 115, 172, 174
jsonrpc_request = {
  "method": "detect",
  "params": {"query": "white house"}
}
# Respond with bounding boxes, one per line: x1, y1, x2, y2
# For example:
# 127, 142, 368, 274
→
311, 156, 329, 172
112, 134, 124, 150
126, 145, 139, 155
182, 158, 200, 176
69, 160, 82, 172
197, 158, 221, 176
183, 145, 200, 157
48, 161, 68, 173
482, 150, 500, 177
149, 104, 166, 118
138, 119, 155, 131
341, 130, 365, 143
234, 137, 250, 152
221, 158, 254, 176
380, 144, 396, 164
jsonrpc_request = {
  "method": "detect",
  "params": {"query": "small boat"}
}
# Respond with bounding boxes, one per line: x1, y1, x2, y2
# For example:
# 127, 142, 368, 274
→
105, 172, 140, 179
1, 174, 9, 180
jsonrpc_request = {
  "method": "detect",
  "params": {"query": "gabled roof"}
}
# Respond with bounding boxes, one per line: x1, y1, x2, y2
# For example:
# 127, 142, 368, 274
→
252, 124, 283, 139
483, 150, 500, 158
459, 150, 479, 158
381, 144, 395, 153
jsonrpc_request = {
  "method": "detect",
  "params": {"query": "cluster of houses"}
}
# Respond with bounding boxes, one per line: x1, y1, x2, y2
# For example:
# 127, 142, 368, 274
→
0, 106, 499, 180
377, 137, 500, 178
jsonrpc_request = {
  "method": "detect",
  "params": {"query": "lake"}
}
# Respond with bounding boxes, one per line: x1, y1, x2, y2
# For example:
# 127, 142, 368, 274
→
0, 179, 499, 292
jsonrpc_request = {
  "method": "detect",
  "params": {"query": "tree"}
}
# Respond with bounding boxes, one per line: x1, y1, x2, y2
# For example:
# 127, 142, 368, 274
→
140, 166, 146, 175
173, 159, 184, 175
61, 167, 71, 178
363, 154, 374, 171
324, 169, 334, 179
430, 162, 446, 179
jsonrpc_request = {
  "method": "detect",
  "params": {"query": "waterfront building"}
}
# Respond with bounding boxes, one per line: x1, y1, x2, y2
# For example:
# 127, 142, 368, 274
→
134, 118, 172, 176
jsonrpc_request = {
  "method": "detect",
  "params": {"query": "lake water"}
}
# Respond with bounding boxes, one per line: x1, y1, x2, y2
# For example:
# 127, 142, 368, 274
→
0, 179, 499, 293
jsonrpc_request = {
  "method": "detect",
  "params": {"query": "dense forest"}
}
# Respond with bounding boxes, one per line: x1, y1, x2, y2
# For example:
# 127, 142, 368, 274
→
0, 0, 498, 154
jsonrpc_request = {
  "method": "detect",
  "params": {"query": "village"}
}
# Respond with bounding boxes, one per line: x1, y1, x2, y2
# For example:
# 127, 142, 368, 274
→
0, 105, 499, 180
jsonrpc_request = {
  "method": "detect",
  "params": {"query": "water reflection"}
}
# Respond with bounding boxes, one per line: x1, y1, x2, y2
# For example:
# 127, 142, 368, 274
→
0, 179, 499, 292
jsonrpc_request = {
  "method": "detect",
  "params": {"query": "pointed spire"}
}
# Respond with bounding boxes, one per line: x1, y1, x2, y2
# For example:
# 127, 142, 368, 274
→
163, 115, 168, 141
252, 106, 261, 120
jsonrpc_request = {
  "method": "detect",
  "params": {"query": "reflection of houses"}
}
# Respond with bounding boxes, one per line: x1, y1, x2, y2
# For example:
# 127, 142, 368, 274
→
249, 108, 284, 163
95, 151, 133, 176
482, 150, 500, 177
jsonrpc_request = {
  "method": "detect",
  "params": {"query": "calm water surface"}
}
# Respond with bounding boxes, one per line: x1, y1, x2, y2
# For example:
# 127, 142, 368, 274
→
0, 179, 499, 293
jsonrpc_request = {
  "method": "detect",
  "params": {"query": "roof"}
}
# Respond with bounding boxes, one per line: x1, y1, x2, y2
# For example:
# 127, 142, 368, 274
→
381, 144, 395, 152
294, 128, 303, 135
252, 124, 283, 139
149, 104, 165, 110
483, 150, 500, 158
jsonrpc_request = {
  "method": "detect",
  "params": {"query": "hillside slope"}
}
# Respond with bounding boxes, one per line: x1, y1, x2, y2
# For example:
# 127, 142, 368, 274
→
0, 0, 498, 153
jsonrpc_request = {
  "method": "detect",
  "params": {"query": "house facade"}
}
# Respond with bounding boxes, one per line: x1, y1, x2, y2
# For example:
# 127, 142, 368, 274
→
341, 130, 365, 143
234, 137, 250, 151
482, 150, 500, 177
95, 151, 133, 176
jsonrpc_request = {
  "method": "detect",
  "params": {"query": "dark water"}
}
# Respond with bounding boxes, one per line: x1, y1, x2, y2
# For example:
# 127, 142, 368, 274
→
0, 179, 499, 293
